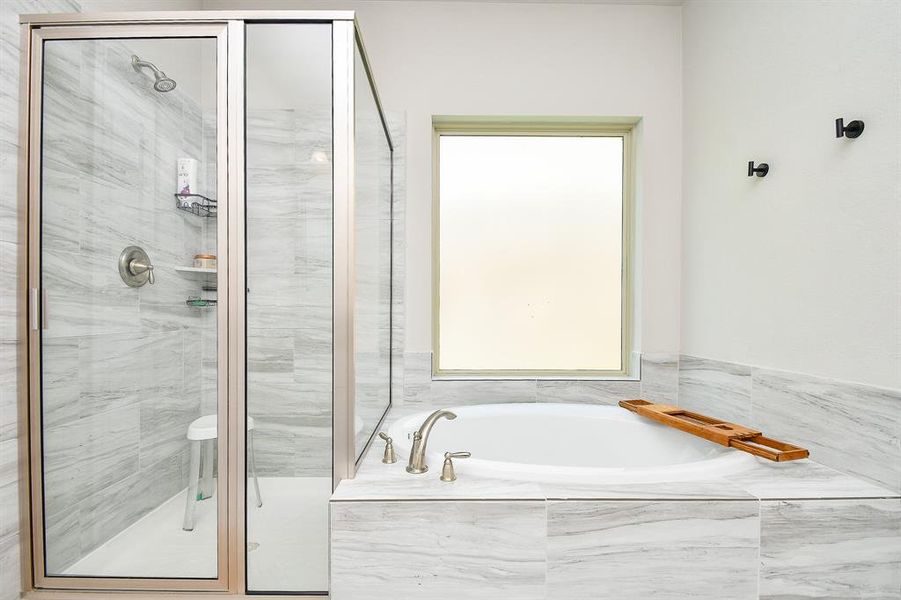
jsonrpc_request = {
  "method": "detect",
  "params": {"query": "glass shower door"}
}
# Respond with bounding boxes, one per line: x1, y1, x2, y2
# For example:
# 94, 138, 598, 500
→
33, 25, 228, 587
244, 23, 334, 594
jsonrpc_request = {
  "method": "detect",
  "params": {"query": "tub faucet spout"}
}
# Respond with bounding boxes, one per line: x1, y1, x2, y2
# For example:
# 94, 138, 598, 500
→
406, 409, 457, 474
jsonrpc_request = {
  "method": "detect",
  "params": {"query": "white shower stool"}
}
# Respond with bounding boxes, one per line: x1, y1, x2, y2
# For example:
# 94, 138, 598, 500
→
182, 415, 263, 531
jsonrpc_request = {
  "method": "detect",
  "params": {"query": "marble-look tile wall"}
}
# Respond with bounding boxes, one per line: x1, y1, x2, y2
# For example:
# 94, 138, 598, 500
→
332, 494, 899, 599
679, 355, 901, 493
331, 500, 548, 600
400, 352, 676, 408
759, 498, 901, 599
1, 2, 76, 596
37, 38, 217, 573
546, 500, 760, 599
245, 108, 404, 475
246, 107, 333, 477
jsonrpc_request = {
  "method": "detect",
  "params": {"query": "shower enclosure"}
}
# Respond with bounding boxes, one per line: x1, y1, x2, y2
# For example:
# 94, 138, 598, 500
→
18, 11, 393, 595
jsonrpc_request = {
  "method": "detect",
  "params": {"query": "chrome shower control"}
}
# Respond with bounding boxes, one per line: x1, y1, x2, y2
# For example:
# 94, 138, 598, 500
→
118, 246, 155, 287
378, 432, 396, 464
440, 451, 471, 482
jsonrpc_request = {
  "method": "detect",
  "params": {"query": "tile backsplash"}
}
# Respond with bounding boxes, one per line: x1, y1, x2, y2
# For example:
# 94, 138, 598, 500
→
680, 354, 901, 493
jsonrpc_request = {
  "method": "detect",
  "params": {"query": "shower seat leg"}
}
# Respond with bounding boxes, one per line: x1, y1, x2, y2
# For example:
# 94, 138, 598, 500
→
248, 429, 263, 508
200, 439, 214, 500
182, 440, 201, 531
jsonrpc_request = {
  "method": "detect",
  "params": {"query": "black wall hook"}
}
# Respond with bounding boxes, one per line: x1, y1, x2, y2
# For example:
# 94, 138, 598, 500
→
748, 161, 769, 177
836, 118, 865, 139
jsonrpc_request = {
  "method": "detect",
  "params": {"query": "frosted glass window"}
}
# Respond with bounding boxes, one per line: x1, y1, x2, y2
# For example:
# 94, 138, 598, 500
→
436, 134, 627, 373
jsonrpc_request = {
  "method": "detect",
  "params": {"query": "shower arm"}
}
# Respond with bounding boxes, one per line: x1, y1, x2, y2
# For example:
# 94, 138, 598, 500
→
132, 55, 162, 77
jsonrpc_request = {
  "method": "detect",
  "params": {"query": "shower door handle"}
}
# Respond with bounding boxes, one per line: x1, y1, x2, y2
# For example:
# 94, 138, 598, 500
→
28, 288, 47, 331
31, 288, 48, 330
30, 288, 38, 331
30, 288, 47, 330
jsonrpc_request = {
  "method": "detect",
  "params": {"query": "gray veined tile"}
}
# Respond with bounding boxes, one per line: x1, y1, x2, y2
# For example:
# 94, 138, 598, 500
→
247, 329, 295, 384
727, 458, 899, 500
402, 352, 432, 405
0, 341, 19, 443
537, 379, 641, 405
0, 438, 18, 540
640, 352, 679, 403
330, 500, 546, 600
138, 393, 200, 471
79, 405, 141, 497
759, 499, 901, 599
751, 368, 901, 493
547, 499, 759, 600
44, 506, 82, 575
74, 453, 185, 571
678, 355, 752, 423
0, 530, 22, 600
430, 378, 538, 406
247, 419, 298, 477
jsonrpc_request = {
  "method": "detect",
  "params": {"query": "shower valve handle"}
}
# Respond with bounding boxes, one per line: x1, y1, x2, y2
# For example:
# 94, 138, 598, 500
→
129, 259, 155, 284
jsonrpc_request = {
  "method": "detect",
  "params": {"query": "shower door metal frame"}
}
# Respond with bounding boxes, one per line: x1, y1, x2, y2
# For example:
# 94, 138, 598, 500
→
21, 21, 232, 592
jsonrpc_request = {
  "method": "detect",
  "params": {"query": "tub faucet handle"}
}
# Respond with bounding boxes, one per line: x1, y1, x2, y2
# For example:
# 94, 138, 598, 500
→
440, 451, 471, 482
378, 432, 396, 464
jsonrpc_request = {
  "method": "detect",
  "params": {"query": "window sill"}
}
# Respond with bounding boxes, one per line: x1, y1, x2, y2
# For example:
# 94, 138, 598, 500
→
430, 374, 640, 383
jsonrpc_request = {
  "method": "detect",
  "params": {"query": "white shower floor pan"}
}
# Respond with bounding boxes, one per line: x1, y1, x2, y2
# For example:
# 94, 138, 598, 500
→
63, 476, 331, 592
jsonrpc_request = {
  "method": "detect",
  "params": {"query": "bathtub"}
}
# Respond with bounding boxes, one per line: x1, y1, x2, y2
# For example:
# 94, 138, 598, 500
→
388, 403, 757, 484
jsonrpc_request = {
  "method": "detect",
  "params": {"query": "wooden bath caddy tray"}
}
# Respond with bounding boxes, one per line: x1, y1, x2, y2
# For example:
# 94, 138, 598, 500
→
618, 399, 809, 462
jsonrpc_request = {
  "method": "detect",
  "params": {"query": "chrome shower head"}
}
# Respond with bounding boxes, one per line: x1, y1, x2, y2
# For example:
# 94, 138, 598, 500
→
131, 55, 177, 93
153, 76, 177, 93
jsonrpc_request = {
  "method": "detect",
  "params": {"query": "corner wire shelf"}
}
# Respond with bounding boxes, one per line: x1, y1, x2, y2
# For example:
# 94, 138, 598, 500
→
175, 194, 217, 217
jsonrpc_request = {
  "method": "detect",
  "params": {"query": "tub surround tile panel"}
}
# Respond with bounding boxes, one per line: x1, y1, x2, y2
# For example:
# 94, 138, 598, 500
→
678, 354, 752, 423
402, 351, 648, 408
536, 379, 642, 404
727, 458, 899, 500
401, 351, 431, 404
333, 407, 901, 599
541, 479, 754, 501
330, 500, 547, 600
759, 499, 901, 599
547, 500, 759, 600
639, 353, 679, 403
752, 368, 901, 493
677, 355, 901, 494
430, 378, 538, 406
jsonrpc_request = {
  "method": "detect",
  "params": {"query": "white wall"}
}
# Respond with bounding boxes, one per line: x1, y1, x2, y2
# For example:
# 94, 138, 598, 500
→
202, 0, 685, 358
682, 0, 901, 389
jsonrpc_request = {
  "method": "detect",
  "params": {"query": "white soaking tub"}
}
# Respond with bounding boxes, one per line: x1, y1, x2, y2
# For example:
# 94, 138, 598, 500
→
388, 403, 757, 484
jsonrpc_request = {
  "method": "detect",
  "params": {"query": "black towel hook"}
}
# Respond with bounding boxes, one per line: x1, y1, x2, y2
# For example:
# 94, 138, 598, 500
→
748, 161, 769, 177
836, 118, 864, 139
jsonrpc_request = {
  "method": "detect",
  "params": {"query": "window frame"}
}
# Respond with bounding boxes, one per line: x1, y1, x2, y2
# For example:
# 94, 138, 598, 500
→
431, 116, 637, 379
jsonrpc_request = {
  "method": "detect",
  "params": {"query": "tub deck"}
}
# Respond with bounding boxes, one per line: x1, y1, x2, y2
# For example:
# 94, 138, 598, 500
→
330, 406, 901, 600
